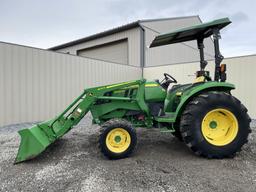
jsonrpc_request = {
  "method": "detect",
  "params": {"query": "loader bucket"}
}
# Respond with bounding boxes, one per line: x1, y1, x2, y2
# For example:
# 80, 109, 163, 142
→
15, 123, 56, 163
14, 89, 91, 163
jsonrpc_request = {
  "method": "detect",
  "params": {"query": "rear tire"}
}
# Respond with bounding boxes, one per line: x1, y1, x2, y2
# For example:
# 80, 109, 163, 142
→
180, 91, 251, 158
99, 119, 137, 159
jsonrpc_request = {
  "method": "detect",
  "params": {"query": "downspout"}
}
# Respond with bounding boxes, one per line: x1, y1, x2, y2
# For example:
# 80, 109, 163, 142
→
138, 23, 145, 78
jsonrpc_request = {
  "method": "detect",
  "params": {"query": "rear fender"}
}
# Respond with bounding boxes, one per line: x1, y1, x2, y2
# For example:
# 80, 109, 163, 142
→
173, 82, 235, 121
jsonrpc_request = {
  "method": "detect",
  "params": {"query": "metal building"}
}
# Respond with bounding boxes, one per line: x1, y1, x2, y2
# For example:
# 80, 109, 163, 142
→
49, 16, 215, 67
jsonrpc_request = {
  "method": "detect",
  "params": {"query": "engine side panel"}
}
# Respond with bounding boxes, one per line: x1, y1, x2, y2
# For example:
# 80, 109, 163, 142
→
144, 82, 166, 102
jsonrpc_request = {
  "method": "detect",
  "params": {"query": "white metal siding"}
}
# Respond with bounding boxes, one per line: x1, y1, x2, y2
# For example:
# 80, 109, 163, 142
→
141, 17, 214, 67
0, 42, 142, 126
56, 28, 141, 67
143, 55, 256, 118
0, 41, 255, 126
77, 39, 128, 65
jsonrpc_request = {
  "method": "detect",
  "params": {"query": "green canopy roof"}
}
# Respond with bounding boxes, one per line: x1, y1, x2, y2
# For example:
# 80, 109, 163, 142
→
150, 18, 231, 48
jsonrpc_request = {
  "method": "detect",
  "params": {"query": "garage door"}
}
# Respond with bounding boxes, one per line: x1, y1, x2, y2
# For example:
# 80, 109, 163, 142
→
77, 39, 128, 65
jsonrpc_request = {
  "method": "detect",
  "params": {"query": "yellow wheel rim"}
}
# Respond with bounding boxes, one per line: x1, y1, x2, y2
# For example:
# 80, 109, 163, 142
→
106, 128, 131, 153
201, 108, 238, 146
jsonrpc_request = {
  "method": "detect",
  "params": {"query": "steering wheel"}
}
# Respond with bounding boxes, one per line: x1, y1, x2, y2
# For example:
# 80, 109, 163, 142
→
163, 73, 177, 84
159, 73, 177, 89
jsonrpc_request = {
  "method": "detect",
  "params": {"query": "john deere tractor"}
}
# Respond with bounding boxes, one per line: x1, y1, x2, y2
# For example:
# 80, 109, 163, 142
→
15, 18, 251, 163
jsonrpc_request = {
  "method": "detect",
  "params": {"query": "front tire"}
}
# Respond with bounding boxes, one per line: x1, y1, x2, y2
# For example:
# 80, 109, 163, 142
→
180, 91, 251, 158
99, 119, 137, 159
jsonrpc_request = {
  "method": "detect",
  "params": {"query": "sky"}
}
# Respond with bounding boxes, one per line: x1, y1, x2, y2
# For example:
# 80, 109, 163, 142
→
0, 0, 255, 57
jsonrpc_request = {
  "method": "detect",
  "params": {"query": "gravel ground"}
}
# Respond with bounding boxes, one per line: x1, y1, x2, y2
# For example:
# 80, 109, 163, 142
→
0, 116, 256, 192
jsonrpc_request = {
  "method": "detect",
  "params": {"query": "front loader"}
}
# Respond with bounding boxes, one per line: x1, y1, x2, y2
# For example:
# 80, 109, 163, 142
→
15, 18, 251, 163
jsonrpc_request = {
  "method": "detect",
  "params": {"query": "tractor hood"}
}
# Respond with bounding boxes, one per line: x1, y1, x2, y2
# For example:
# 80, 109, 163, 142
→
150, 18, 231, 48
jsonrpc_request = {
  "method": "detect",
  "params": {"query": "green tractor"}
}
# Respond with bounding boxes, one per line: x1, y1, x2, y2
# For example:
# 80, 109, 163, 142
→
15, 18, 251, 163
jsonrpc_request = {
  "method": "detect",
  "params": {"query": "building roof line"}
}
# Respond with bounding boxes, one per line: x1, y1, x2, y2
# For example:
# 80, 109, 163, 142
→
139, 15, 199, 23
48, 15, 199, 50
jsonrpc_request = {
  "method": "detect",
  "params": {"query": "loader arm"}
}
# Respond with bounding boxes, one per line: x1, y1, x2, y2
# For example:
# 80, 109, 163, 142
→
15, 79, 147, 163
